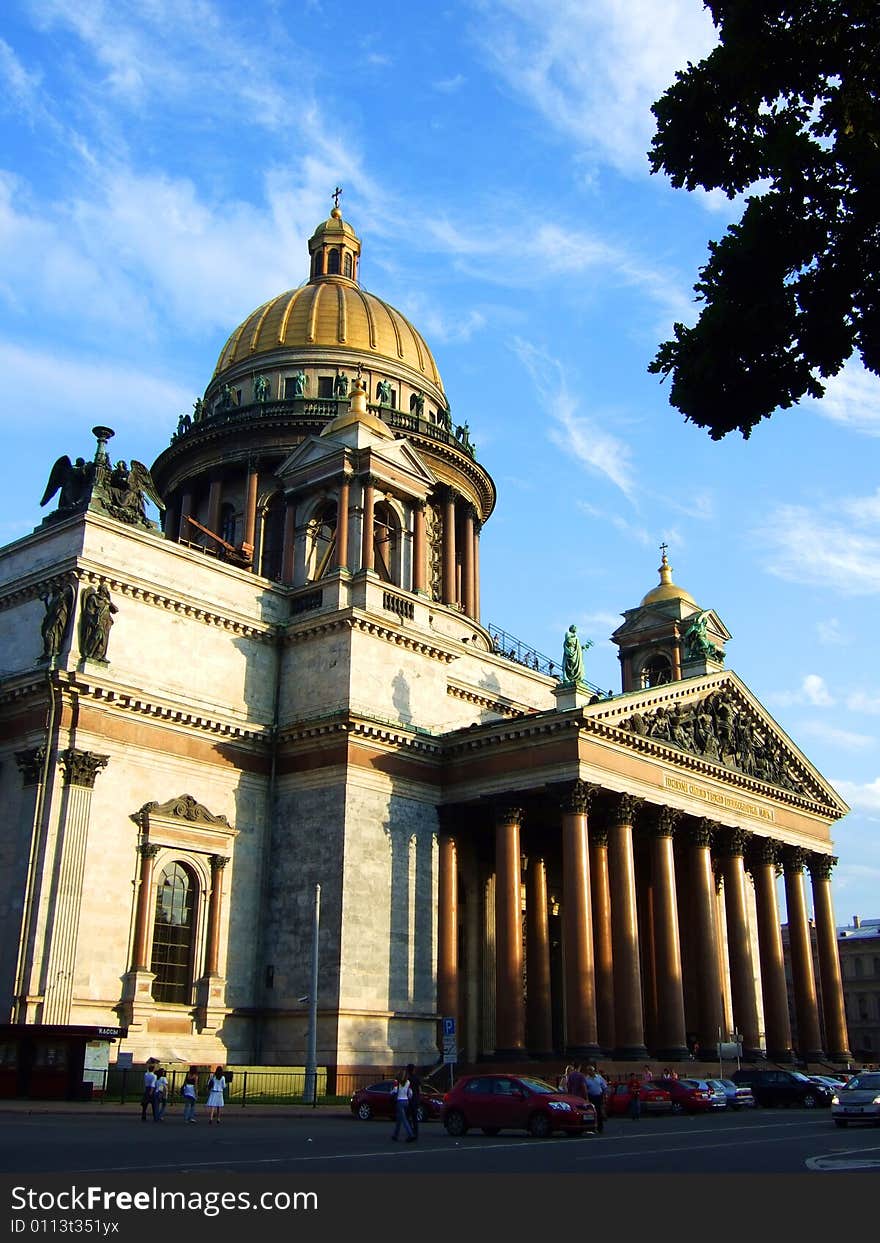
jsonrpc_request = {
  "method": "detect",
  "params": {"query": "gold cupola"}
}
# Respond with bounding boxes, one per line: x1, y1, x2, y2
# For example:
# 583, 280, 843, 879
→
640, 549, 697, 608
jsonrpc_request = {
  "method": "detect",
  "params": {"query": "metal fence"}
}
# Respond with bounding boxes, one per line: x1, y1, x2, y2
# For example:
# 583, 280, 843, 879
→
86, 1067, 399, 1107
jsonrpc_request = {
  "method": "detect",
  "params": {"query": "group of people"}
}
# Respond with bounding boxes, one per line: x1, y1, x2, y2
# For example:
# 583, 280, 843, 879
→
140, 1060, 228, 1125
558, 1063, 610, 1132
390, 1063, 423, 1142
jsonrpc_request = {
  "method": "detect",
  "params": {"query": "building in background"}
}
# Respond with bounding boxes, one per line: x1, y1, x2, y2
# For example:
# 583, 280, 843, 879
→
0, 203, 853, 1076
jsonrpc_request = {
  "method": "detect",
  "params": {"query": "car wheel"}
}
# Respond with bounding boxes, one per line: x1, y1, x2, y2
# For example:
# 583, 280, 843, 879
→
416, 1105, 426, 1124
834, 1120, 847, 1128
445, 1110, 468, 1137
481, 1127, 500, 1136
356, 1102, 372, 1121
803, 1093, 818, 1109
671, 1102, 684, 1115
528, 1113, 552, 1138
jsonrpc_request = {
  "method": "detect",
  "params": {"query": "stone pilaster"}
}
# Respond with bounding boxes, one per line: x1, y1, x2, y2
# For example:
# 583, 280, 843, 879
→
196, 854, 230, 1034
607, 794, 647, 1059
719, 828, 762, 1057
809, 854, 852, 1063
783, 848, 825, 1061
117, 843, 160, 1034
688, 819, 724, 1051
493, 804, 526, 1057
646, 806, 689, 1060
749, 838, 794, 1061
525, 855, 553, 1057
559, 781, 601, 1059
589, 821, 614, 1054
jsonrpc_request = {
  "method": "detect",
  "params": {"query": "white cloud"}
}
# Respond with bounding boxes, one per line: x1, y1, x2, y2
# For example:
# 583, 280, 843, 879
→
817, 617, 847, 645
512, 339, 636, 497
847, 690, 880, 716
469, 0, 718, 176
810, 359, 880, 437
833, 778, 880, 812
433, 74, 465, 92
802, 674, 834, 706
577, 500, 653, 546
797, 722, 874, 750
760, 501, 880, 595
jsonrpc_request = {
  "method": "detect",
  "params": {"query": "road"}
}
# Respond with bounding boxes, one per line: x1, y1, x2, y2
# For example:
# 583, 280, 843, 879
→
2, 1107, 879, 1175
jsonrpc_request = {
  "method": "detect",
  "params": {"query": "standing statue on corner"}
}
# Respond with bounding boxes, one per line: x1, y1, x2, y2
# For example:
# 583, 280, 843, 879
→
562, 624, 591, 685
79, 583, 118, 662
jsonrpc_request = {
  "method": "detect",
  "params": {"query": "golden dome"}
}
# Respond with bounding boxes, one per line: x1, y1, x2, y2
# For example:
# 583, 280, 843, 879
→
640, 551, 697, 607
212, 207, 445, 393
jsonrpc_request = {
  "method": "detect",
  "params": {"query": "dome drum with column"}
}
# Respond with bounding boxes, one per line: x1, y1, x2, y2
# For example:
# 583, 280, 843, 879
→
149, 204, 494, 611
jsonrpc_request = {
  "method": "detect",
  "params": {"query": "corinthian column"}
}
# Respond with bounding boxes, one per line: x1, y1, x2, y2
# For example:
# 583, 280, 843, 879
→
608, 794, 647, 1059
688, 819, 724, 1051
809, 854, 852, 1062
525, 855, 553, 1057
560, 781, 600, 1059
494, 805, 525, 1056
784, 848, 825, 1061
442, 489, 457, 606
589, 821, 614, 1054
749, 838, 793, 1061
360, 475, 376, 573
204, 855, 228, 977
242, 462, 259, 563
437, 833, 459, 1023
647, 807, 689, 1060
131, 843, 160, 973
461, 505, 475, 618
336, 476, 350, 571
720, 829, 762, 1058
412, 501, 427, 593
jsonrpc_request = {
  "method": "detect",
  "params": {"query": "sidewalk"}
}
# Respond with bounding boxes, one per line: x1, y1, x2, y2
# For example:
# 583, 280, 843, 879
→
0, 1099, 352, 1119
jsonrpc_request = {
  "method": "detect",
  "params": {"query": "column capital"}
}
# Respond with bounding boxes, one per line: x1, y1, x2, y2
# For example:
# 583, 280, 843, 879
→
556, 780, 597, 815
493, 803, 525, 828
139, 843, 160, 861
209, 854, 229, 873
689, 817, 720, 849
750, 836, 782, 868
719, 827, 752, 857
808, 853, 837, 882
360, 473, 381, 489
589, 823, 609, 848
15, 746, 46, 787
783, 845, 808, 873
59, 748, 109, 788
647, 806, 681, 838
608, 792, 643, 826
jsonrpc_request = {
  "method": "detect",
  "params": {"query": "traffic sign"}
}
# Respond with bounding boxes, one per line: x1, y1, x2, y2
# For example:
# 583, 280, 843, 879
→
442, 1016, 456, 1037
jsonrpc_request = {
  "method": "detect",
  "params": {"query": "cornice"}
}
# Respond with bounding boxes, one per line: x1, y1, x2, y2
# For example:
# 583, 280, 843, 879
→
446, 682, 527, 719
278, 710, 443, 757
284, 611, 456, 663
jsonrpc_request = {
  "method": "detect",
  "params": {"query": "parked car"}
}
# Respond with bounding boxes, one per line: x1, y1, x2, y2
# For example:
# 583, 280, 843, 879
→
350, 1080, 444, 1122
830, 1071, 880, 1127
731, 1068, 833, 1108
657, 1077, 723, 1114
441, 1073, 597, 1137
810, 1074, 849, 1092
606, 1081, 673, 1116
705, 1077, 756, 1109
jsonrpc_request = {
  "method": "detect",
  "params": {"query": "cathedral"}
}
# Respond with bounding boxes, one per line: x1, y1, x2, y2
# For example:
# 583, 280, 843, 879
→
0, 202, 852, 1075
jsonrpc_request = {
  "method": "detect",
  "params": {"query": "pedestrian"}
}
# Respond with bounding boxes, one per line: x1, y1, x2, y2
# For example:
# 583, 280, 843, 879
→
181, 1067, 198, 1123
153, 1067, 169, 1121
627, 1073, 642, 1121
405, 1063, 422, 1141
584, 1064, 609, 1134
643, 1065, 653, 1081
565, 1062, 589, 1103
558, 1064, 574, 1092
390, 1069, 415, 1142
140, 1058, 158, 1122
207, 1066, 227, 1124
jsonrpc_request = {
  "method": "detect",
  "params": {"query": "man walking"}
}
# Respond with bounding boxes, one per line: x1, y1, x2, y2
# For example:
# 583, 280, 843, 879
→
406, 1064, 422, 1141
140, 1058, 158, 1122
584, 1065, 609, 1134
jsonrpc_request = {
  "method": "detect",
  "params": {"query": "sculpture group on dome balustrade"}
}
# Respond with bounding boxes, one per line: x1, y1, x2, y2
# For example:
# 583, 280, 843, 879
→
40, 430, 163, 532
622, 690, 807, 795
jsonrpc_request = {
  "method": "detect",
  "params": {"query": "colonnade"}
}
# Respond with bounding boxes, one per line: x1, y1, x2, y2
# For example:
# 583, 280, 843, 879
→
170, 471, 482, 618
438, 783, 851, 1063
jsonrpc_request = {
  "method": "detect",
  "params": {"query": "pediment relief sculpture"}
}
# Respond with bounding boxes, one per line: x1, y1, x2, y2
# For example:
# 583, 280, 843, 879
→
620, 690, 808, 796
131, 793, 232, 828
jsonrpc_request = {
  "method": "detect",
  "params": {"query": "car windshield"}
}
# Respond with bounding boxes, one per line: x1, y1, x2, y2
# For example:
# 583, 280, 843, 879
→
678, 1079, 702, 1089
518, 1078, 559, 1095
791, 1072, 813, 1084
845, 1074, 880, 1091
720, 1080, 737, 1089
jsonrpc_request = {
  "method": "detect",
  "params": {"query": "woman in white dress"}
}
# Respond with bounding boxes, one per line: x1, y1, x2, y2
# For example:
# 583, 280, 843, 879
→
207, 1066, 226, 1124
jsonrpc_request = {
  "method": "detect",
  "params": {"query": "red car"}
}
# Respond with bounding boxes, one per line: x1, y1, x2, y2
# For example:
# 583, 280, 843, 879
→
659, 1077, 722, 1114
441, 1073, 597, 1138
606, 1081, 673, 1116
350, 1080, 444, 1123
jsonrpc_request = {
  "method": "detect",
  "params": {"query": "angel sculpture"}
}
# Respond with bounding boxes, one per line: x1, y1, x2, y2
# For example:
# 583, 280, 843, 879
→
105, 459, 165, 527
40, 456, 95, 513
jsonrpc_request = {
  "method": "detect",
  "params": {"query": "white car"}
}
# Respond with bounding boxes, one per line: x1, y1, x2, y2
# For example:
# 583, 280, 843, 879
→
831, 1071, 880, 1127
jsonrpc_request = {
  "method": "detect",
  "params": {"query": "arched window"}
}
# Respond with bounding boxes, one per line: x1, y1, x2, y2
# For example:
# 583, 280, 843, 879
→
640, 654, 672, 688
219, 502, 236, 546
327, 248, 340, 275
373, 501, 400, 585
151, 862, 196, 1004
306, 501, 338, 581
344, 253, 352, 278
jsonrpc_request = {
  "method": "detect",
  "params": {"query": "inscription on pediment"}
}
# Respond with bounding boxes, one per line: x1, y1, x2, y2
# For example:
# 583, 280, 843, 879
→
620, 690, 809, 797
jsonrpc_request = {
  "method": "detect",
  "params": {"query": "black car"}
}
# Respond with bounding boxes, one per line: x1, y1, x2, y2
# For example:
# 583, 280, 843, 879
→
731, 1068, 833, 1108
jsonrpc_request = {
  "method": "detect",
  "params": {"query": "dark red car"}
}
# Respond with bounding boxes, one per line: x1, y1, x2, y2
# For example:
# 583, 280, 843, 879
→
350, 1080, 444, 1122
441, 1073, 597, 1138
659, 1077, 722, 1114
606, 1081, 673, 1116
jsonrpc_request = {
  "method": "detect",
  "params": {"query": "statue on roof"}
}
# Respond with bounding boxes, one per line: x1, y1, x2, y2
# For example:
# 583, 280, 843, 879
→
40, 581, 75, 660
562, 624, 592, 684
99, 459, 165, 529
376, 378, 393, 405
291, 370, 308, 399
253, 373, 270, 403
334, 369, 349, 398
79, 582, 118, 663
40, 455, 95, 515
683, 610, 723, 660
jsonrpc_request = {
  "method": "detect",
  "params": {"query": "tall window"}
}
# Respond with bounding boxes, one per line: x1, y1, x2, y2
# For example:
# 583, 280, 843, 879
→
373, 501, 399, 584
219, 502, 236, 545
307, 501, 338, 580
260, 494, 285, 581
150, 863, 196, 1004
328, 248, 340, 274
344, 253, 353, 278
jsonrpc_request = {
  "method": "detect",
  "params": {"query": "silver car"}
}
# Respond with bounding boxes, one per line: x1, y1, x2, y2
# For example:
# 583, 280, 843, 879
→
831, 1071, 880, 1127
689, 1078, 727, 1108
706, 1077, 755, 1109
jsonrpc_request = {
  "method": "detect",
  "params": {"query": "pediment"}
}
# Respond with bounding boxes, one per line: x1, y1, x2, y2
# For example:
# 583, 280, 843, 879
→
275, 436, 336, 478
582, 671, 848, 814
275, 433, 437, 492
612, 605, 730, 643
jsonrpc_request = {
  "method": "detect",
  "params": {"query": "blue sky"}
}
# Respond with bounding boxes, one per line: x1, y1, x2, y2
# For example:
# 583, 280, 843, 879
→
2, 0, 879, 926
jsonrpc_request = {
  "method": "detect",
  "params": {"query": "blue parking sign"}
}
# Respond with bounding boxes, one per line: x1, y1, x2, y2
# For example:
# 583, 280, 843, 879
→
442, 1016, 456, 1037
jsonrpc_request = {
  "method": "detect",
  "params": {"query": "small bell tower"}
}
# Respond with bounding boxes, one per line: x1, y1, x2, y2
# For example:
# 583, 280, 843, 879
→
611, 547, 730, 692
